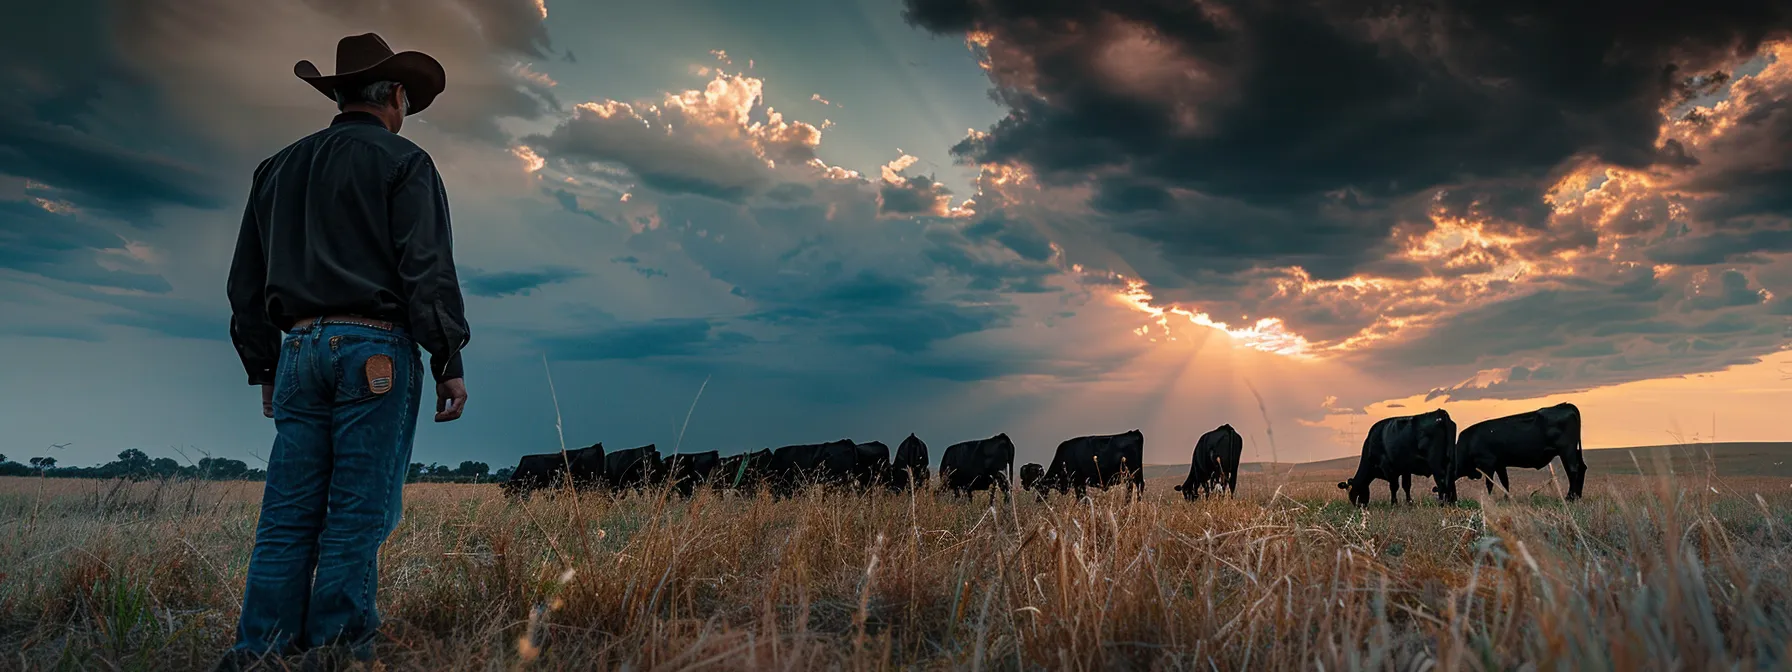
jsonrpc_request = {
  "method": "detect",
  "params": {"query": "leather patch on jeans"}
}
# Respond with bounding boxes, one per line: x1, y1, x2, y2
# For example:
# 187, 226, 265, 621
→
365, 354, 394, 395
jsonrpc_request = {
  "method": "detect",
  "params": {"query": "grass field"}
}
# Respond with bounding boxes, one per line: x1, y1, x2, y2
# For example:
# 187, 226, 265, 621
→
3, 449, 1791, 670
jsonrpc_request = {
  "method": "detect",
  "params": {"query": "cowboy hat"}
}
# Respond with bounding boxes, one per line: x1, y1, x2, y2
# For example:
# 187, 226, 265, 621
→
294, 33, 445, 115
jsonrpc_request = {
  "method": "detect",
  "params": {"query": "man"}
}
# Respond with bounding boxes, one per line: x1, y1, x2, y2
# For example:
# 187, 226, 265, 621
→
220, 33, 470, 668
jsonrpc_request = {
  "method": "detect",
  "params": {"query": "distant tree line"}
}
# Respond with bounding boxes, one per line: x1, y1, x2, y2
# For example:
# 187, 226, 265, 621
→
0, 449, 512, 484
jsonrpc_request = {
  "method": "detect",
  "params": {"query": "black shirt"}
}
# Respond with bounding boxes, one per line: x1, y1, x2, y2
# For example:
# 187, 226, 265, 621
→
227, 111, 469, 386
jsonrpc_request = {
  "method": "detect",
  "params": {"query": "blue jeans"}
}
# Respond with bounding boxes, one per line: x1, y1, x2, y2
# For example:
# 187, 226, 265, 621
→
234, 322, 422, 658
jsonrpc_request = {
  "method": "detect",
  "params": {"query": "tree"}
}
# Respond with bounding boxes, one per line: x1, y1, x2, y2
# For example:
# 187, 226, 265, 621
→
149, 457, 182, 479
493, 467, 514, 482
455, 461, 490, 481
113, 449, 151, 477
198, 457, 250, 480
29, 456, 56, 471
407, 463, 426, 482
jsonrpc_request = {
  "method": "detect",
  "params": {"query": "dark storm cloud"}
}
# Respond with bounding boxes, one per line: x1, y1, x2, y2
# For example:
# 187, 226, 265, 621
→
0, 110, 221, 219
961, 212, 1054, 262
1383, 269, 1786, 401
0, 3, 222, 220
0, 200, 172, 293
904, 0, 1792, 276
922, 231, 1058, 294
877, 173, 953, 216
1683, 270, 1769, 311
460, 266, 587, 298
1647, 227, 1792, 265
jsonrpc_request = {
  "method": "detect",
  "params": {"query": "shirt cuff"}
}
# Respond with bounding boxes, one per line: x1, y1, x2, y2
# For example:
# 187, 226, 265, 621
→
433, 354, 464, 383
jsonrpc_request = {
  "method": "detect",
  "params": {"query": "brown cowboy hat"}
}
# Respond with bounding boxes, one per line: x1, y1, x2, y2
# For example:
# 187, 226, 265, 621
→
294, 33, 445, 115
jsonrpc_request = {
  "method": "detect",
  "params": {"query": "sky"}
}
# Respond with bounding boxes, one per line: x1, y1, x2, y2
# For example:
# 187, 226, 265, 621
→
2, 0, 1790, 470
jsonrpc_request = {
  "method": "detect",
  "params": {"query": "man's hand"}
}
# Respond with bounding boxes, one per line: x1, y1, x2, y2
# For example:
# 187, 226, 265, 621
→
261, 384, 275, 419
435, 378, 468, 422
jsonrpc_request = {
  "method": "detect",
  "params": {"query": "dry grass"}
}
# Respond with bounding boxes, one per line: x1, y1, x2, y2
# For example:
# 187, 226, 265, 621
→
2, 466, 1791, 671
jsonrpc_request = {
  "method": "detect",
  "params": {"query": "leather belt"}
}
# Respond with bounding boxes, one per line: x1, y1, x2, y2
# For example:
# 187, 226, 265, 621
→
291, 315, 395, 331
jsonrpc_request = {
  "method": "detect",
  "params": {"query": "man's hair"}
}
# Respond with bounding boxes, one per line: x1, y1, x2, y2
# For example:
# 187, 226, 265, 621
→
334, 80, 410, 113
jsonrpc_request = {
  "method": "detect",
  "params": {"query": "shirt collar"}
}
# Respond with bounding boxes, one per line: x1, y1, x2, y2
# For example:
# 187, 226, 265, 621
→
330, 111, 387, 129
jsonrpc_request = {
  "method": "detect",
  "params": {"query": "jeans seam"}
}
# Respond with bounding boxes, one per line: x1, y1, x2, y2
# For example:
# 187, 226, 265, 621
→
358, 352, 413, 638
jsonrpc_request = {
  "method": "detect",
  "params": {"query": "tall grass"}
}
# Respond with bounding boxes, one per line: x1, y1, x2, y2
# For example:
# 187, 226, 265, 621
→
1, 469, 1789, 670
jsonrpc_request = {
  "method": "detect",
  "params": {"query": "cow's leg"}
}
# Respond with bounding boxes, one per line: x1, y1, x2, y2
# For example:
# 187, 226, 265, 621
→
1496, 468, 1511, 498
1400, 473, 1413, 505
1484, 472, 1495, 495
1388, 478, 1398, 504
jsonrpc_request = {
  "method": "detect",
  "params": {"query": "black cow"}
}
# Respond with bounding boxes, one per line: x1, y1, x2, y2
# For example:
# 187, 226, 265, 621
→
665, 450, 721, 498
1024, 430, 1145, 500
938, 433, 1016, 501
853, 441, 891, 489
888, 434, 930, 491
1338, 410, 1456, 506
603, 444, 665, 494
1176, 424, 1243, 499
1019, 463, 1044, 490
502, 443, 605, 498
716, 449, 773, 494
768, 439, 859, 497
1450, 402, 1587, 501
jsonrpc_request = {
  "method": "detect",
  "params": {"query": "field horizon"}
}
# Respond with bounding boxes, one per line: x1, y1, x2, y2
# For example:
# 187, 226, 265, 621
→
1141, 440, 1792, 481
4, 441, 1791, 669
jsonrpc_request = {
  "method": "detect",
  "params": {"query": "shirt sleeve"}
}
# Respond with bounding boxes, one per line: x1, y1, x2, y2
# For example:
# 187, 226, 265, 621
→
390, 150, 471, 383
226, 164, 280, 386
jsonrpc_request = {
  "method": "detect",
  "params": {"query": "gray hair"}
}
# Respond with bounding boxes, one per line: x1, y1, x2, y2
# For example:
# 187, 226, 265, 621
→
334, 80, 411, 113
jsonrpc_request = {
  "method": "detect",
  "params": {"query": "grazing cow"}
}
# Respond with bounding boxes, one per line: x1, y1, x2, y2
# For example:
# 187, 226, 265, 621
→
1024, 430, 1145, 500
604, 444, 665, 494
1019, 463, 1044, 490
716, 449, 773, 495
1337, 410, 1456, 506
768, 439, 859, 497
888, 434, 930, 491
665, 450, 721, 498
1176, 425, 1243, 499
1450, 402, 1587, 501
502, 443, 605, 498
853, 441, 891, 489
938, 433, 1016, 501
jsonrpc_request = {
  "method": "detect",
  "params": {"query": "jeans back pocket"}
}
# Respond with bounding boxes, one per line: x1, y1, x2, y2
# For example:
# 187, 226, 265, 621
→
331, 334, 412, 406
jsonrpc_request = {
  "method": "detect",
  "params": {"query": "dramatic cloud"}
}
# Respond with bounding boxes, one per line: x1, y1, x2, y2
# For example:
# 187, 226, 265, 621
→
525, 74, 831, 202
877, 155, 961, 217
904, 0, 1792, 398
517, 72, 1105, 386
461, 266, 586, 298
0, 197, 171, 293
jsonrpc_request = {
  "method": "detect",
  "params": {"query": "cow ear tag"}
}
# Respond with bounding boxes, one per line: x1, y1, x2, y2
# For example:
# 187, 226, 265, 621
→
366, 354, 394, 395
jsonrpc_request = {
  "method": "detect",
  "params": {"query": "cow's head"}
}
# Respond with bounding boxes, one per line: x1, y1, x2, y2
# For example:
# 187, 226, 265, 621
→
1422, 409, 1459, 503
1019, 463, 1045, 490
1337, 478, 1370, 506
1175, 481, 1197, 500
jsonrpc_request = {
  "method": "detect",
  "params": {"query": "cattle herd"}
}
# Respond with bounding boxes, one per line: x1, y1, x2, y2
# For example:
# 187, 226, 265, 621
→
501, 402, 1589, 506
